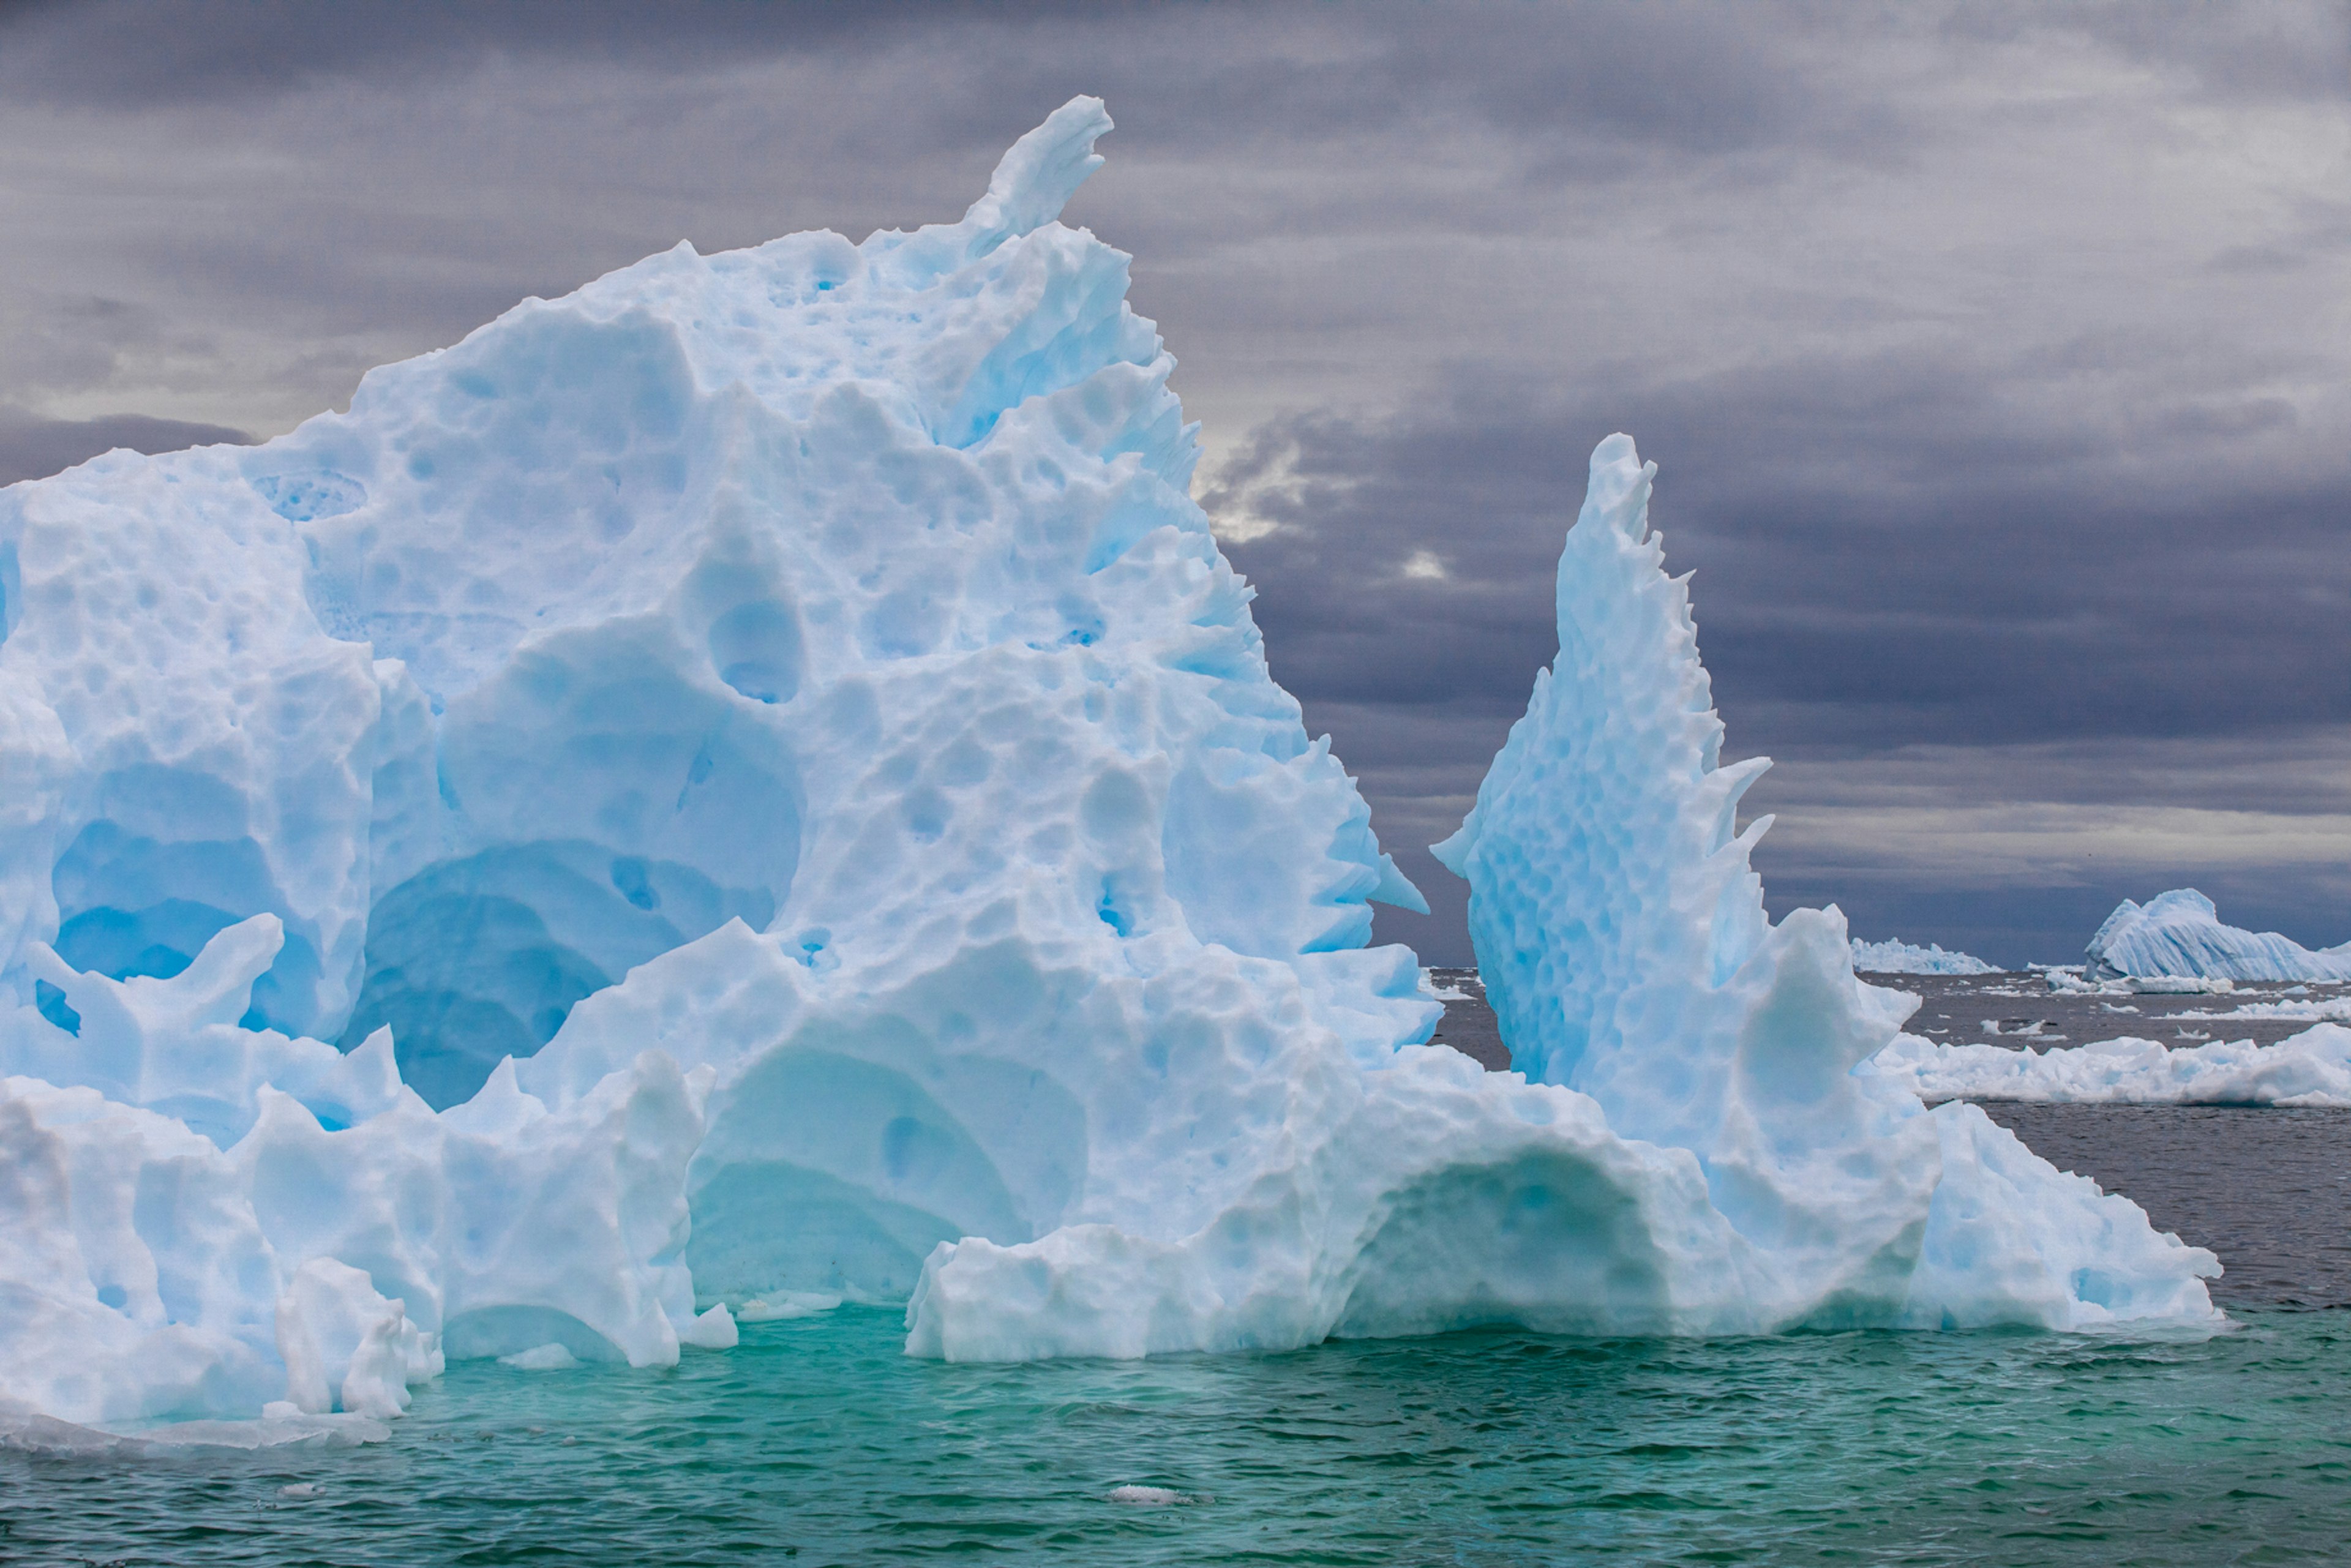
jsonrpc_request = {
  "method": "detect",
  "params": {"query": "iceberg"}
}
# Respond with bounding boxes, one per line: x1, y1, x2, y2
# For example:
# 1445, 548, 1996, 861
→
0, 99, 2219, 1427
2087, 890, 2351, 983
1423, 435, 2214, 1338
1867, 1025, 2351, 1108
1851, 937, 1998, 976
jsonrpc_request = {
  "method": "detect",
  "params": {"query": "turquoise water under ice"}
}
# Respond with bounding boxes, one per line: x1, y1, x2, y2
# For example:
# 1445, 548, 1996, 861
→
8, 1306, 2349, 1567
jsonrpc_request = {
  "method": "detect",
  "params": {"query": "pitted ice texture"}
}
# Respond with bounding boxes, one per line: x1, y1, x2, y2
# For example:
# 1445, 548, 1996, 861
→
0, 99, 2218, 1428
2087, 890, 2351, 982
0, 96, 1433, 1422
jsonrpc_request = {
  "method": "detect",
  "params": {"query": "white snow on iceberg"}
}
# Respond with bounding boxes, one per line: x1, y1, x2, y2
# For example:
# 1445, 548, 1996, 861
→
0, 99, 2219, 1428
1851, 937, 1998, 976
2087, 890, 2351, 983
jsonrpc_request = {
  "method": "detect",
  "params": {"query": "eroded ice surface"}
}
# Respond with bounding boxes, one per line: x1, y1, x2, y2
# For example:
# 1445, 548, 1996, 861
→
0, 96, 1433, 1424
0, 100, 2218, 1431
2087, 890, 2351, 984
1851, 938, 1998, 976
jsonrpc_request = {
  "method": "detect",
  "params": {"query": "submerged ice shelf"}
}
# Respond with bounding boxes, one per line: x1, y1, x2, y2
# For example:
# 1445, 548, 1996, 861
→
0, 99, 2217, 1433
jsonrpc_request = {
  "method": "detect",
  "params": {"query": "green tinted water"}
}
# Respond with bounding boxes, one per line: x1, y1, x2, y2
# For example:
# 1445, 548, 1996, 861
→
6, 1307, 2347, 1566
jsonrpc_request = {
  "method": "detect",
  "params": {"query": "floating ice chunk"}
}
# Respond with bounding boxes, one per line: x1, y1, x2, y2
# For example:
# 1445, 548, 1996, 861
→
498, 1343, 580, 1371
1851, 937, 1998, 975
1865, 1023, 2351, 1107
2087, 890, 2351, 983
736, 1291, 842, 1322
678, 1302, 738, 1349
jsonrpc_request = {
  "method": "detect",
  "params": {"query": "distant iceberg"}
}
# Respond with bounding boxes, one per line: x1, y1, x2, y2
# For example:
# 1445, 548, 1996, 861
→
2087, 890, 2351, 983
1867, 1026, 2351, 1108
1851, 937, 1998, 976
0, 99, 2219, 1431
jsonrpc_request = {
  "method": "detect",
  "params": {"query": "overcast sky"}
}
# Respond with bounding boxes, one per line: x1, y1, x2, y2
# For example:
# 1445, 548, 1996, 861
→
4, 0, 2345, 965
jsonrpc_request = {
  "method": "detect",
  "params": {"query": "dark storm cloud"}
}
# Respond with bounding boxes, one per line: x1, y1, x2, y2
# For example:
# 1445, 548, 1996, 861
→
0, 1, 980, 105
0, 0, 1905, 167
1221, 359, 2351, 753
1220, 344, 2351, 963
0, 407, 252, 487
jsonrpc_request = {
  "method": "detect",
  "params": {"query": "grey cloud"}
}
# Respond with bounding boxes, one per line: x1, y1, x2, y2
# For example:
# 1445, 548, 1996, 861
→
1947, 1, 2351, 106
1220, 351, 2351, 963
0, 1, 1922, 169
1223, 350, 2351, 756
0, 407, 252, 488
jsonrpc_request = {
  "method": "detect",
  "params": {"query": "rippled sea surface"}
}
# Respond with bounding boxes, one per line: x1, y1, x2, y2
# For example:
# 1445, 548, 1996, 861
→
10, 972, 2349, 1566
8, 1308, 2350, 1567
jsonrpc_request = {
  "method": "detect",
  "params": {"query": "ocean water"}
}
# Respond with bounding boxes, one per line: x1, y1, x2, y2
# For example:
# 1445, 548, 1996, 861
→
1890, 972, 2343, 1052
7, 1306, 2349, 1567
10, 972, 2347, 1566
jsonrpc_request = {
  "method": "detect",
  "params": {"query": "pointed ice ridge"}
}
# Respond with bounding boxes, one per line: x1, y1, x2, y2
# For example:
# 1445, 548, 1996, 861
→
1436, 433, 1783, 1106
1434, 433, 2219, 1330
957, 95, 1116, 255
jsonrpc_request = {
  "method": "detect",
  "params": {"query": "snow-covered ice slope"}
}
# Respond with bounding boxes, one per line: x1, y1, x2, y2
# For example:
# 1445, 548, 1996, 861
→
1867, 1026, 2351, 1108
1851, 937, 1998, 976
1431, 436, 2215, 1337
2087, 890, 2351, 983
0, 101, 2218, 1427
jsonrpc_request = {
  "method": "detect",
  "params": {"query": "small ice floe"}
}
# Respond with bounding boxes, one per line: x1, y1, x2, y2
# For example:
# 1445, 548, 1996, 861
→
679, 1302, 739, 1349
1422, 969, 1478, 1002
1108, 1484, 1202, 1506
1981, 1019, 2063, 1041
277, 1482, 325, 1501
2126, 975, 2235, 996
2101, 1003, 2141, 1015
498, 1343, 580, 1371
737, 1291, 844, 1322
2177, 1030, 2211, 1042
